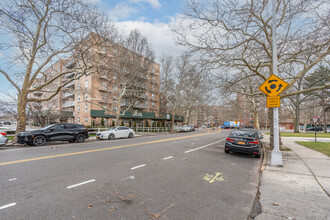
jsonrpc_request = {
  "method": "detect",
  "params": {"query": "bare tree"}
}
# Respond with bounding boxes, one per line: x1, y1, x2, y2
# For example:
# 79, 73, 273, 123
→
173, 0, 330, 147
0, 0, 118, 139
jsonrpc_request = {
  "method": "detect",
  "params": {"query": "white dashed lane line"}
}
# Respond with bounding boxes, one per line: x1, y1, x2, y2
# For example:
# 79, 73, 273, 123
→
0, 203, 16, 210
131, 164, 146, 170
163, 156, 173, 160
184, 139, 226, 153
9, 178, 17, 182
67, 179, 96, 189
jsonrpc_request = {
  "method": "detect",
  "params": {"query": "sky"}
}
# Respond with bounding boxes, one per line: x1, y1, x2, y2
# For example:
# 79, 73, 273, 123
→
0, 0, 187, 100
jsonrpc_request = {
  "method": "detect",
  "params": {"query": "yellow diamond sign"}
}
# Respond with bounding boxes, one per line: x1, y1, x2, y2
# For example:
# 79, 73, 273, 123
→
259, 75, 289, 97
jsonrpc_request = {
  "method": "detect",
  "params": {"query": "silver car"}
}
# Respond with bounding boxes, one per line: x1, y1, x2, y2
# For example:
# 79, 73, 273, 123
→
0, 133, 9, 146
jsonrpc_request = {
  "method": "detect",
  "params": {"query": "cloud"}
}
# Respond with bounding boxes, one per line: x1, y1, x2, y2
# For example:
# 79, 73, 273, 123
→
129, 0, 161, 9
117, 18, 187, 61
82, 0, 101, 4
0, 52, 4, 59
108, 3, 139, 21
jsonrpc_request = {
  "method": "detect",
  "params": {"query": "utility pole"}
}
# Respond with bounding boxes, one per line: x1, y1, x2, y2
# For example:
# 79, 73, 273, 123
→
270, 0, 283, 166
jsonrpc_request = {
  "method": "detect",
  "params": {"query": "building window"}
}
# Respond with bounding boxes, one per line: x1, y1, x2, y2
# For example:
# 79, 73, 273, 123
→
152, 102, 155, 107
85, 94, 88, 100
85, 117, 88, 124
78, 117, 80, 123
77, 105, 80, 113
102, 47, 107, 53
152, 94, 155, 99
77, 95, 80, 102
113, 84, 117, 91
85, 80, 88, 88
113, 97, 117, 102
113, 106, 117, 111
78, 83, 81, 90
85, 104, 88, 113
113, 75, 117, 80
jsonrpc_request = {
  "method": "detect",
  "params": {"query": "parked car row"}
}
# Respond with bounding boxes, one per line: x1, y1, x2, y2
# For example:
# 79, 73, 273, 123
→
179, 125, 195, 132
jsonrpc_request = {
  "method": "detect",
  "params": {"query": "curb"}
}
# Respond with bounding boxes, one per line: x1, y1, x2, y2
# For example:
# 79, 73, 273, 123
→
249, 141, 267, 219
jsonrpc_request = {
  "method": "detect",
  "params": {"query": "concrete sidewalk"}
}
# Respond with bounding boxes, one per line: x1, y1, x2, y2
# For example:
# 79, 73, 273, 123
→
256, 135, 330, 220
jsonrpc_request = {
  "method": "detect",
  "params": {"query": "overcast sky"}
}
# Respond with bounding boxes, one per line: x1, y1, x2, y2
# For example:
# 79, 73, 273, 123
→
0, 0, 187, 99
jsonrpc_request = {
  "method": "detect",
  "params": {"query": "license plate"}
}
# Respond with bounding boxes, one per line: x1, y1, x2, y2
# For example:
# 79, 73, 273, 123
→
238, 141, 245, 145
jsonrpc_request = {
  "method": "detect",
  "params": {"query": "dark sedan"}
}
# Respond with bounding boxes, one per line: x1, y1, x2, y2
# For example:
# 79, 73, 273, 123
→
17, 124, 89, 146
224, 129, 262, 158
306, 126, 323, 131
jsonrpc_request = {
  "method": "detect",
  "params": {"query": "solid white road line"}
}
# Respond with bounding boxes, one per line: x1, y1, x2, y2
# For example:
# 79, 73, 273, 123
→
67, 179, 96, 189
184, 139, 226, 153
9, 178, 17, 181
0, 203, 16, 210
131, 164, 146, 170
163, 156, 173, 160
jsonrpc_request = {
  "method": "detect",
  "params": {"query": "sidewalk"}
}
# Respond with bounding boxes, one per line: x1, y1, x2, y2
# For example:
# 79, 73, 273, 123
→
256, 135, 330, 220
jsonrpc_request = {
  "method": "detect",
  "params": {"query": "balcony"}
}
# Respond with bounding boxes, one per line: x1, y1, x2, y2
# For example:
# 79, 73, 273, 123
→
99, 87, 109, 92
66, 72, 75, 79
62, 92, 74, 99
134, 104, 148, 109
63, 101, 75, 108
99, 75, 109, 81
64, 81, 75, 89
120, 102, 131, 107
33, 91, 43, 96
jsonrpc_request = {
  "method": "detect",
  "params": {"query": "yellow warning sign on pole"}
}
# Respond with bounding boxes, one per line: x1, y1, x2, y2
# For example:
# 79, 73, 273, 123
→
259, 75, 289, 97
267, 96, 280, 108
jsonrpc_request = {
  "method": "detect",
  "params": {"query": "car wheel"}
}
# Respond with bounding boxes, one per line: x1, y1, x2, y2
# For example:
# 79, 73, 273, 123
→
255, 154, 261, 158
33, 135, 46, 146
76, 134, 86, 143
108, 133, 115, 140
128, 133, 133, 138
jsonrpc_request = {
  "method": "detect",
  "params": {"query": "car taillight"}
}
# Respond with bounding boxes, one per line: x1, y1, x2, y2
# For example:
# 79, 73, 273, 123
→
226, 137, 234, 142
249, 140, 259, 144
0, 132, 7, 137
86, 129, 88, 131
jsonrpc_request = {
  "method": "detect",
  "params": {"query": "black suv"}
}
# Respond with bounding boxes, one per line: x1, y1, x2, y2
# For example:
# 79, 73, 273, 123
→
17, 124, 89, 146
224, 129, 262, 158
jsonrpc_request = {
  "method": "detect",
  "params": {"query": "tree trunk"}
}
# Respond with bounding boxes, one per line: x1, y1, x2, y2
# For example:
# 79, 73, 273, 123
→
294, 94, 300, 133
14, 94, 28, 143
251, 97, 260, 129
115, 103, 121, 126
170, 113, 175, 132
321, 91, 327, 133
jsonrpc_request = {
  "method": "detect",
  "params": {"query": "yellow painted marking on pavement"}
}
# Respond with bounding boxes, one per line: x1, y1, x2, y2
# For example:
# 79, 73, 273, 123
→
0, 132, 218, 166
204, 173, 224, 183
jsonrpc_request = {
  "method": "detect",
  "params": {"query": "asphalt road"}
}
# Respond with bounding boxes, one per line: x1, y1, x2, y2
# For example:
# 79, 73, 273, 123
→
0, 129, 261, 220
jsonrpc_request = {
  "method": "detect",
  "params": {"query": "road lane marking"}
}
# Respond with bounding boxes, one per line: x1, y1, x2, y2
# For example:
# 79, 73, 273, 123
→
0, 203, 16, 210
67, 179, 95, 189
184, 139, 225, 153
0, 132, 219, 166
204, 173, 224, 183
121, 176, 135, 180
163, 156, 173, 160
131, 164, 146, 170
9, 178, 17, 181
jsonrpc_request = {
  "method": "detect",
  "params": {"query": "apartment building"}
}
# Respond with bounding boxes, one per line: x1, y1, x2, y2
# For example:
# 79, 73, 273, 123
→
190, 105, 222, 126
30, 34, 183, 127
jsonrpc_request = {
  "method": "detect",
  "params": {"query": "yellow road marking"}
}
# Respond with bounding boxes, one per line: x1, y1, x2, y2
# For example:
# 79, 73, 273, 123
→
0, 132, 218, 166
204, 172, 224, 183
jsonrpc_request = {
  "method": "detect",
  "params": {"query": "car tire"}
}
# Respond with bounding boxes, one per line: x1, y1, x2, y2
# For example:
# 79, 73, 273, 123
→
33, 135, 46, 146
76, 134, 86, 143
255, 154, 261, 158
128, 133, 133, 138
224, 149, 230, 154
108, 133, 115, 140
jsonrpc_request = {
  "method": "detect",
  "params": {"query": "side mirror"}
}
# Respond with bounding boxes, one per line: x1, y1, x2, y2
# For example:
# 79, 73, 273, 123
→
260, 136, 263, 139
115, 129, 118, 131
50, 128, 55, 132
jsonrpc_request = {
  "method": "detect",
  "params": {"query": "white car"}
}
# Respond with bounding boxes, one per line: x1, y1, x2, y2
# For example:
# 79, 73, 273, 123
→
0, 133, 9, 146
180, 125, 191, 132
96, 126, 135, 140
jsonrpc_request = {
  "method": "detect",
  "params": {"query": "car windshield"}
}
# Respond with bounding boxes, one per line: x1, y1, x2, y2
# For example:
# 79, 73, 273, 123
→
108, 127, 116, 131
40, 125, 54, 130
230, 130, 256, 138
